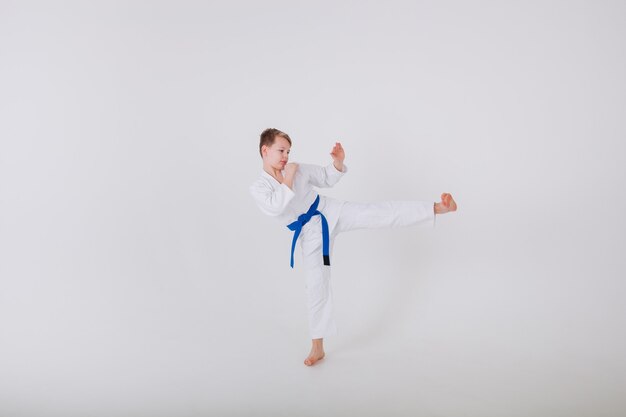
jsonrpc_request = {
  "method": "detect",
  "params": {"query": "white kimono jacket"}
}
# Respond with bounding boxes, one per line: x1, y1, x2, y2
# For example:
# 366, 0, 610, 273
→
249, 163, 348, 233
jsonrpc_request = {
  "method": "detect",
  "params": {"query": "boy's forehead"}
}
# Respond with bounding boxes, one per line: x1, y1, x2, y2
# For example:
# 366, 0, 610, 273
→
273, 137, 291, 148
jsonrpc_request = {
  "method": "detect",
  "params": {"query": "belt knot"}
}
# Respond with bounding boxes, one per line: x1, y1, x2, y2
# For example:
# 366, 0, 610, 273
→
286, 195, 330, 268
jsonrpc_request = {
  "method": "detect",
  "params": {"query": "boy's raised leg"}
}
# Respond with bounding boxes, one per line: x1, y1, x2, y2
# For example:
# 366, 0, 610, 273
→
434, 193, 457, 214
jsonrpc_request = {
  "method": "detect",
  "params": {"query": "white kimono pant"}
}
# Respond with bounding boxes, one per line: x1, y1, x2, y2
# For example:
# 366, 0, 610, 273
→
298, 200, 435, 339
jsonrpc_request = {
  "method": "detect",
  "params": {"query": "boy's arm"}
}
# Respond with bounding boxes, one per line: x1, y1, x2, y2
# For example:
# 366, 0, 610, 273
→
330, 142, 345, 172
249, 180, 295, 217
301, 163, 348, 188
282, 162, 298, 190
303, 142, 347, 188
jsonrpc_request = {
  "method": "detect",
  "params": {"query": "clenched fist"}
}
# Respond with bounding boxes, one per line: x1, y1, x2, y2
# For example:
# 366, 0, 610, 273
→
284, 162, 298, 177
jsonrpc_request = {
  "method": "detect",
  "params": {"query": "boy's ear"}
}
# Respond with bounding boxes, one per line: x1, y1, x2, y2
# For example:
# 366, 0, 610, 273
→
261, 145, 268, 156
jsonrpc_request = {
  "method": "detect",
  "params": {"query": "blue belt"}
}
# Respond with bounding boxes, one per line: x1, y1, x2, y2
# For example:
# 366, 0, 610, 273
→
286, 195, 330, 268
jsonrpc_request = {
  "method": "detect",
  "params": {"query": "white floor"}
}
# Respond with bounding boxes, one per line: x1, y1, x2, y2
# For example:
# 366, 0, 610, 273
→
2, 225, 625, 416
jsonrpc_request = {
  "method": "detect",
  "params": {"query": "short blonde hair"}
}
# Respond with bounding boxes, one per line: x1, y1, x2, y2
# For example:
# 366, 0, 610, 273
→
259, 128, 292, 158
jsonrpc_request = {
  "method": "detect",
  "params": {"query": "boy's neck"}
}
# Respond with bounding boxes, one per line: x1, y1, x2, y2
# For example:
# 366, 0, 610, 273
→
263, 163, 283, 181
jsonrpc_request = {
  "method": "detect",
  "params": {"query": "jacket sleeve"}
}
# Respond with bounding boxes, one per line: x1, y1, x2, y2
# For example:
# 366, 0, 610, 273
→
301, 163, 348, 188
249, 180, 295, 217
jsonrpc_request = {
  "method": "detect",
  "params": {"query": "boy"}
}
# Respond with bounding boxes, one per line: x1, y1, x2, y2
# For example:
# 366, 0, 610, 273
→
249, 128, 457, 366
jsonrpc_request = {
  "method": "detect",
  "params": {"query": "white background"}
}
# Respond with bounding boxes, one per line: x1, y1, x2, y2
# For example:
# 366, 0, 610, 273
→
1, 1, 625, 416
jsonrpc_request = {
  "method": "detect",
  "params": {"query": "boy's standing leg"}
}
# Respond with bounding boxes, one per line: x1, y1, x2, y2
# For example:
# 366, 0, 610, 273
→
299, 218, 338, 366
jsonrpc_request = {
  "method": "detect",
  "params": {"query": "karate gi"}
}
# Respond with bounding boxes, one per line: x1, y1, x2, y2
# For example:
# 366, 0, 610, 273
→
249, 163, 435, 339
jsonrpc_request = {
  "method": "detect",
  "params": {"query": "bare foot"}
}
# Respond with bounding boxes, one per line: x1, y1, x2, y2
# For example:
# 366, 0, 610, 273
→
304, 338, 325, 366
304, 349, 325, 366
435, 193, 458, 214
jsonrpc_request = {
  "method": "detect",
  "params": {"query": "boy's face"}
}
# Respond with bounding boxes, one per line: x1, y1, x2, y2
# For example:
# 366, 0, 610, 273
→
262, 136, 291, 170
